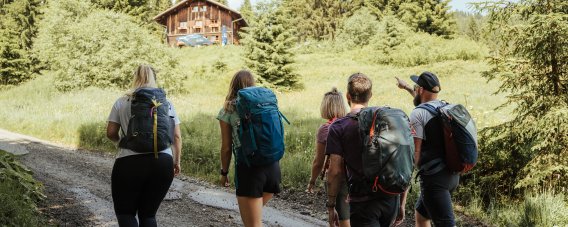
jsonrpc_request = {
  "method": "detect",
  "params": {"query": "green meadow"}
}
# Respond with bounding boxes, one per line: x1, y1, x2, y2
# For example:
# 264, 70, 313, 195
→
0, 45, 508, 188
3, 38, 567, 227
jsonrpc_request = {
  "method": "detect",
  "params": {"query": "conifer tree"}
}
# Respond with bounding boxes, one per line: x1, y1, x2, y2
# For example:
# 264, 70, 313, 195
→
467, 17, 480, 41
239, 0, 253, 23
365, 0, 455, 37
283, 0, 359, 41
474, 0, 568, 197
0, 0, 42, 85
216, 0, 228, 6
242, 2, 299, 89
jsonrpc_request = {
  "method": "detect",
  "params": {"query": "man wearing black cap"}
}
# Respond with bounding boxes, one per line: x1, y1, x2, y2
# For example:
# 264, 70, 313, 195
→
396, 72, 460, 227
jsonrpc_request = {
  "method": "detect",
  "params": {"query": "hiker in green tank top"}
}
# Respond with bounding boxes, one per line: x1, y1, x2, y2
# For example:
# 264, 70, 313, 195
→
306, 87, 350, 227
217, 70, 282, 227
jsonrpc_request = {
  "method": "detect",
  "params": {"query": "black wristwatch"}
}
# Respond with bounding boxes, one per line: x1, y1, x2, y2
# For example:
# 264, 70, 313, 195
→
220, 168, 229, 176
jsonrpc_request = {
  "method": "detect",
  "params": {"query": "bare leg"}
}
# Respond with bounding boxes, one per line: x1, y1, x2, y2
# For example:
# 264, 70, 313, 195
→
237, 196, 263, 227
339, 220, 351, 227
415, 210, 431, 227
262, 193, 273, 206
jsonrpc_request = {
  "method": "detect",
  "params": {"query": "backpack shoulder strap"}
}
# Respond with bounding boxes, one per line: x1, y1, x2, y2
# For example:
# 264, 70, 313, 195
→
416, 103, 439, 116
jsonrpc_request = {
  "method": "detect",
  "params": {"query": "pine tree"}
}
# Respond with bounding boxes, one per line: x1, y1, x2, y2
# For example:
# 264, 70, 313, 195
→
0, 0, 42, 85
91, 0, 153, 23
216, 0, 227, 6
364, 0, 455, 37
282, 0, 360, 41
467, 17, 480, 41
239, 0, 253, 24
474, 0, 568, 197
242, 2, 299, 89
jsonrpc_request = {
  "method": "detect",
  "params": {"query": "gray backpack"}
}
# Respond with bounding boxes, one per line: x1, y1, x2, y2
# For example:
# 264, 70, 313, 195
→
353, 107, 415, 195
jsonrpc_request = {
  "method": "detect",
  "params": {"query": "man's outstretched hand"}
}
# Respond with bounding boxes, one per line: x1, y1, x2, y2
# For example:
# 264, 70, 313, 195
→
395, 77, 410, 90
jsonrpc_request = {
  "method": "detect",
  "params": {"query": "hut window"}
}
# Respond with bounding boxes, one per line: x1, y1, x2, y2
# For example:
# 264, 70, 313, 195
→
192, 6, 198, 12
201, 6, 207, 12
179, 22, 187, 29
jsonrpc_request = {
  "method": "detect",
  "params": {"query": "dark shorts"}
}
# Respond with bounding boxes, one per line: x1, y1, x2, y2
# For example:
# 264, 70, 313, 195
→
415, 168, 460, 227
350, 195, 399, 227
325, 180, 350, 221
235, 161, 281, 198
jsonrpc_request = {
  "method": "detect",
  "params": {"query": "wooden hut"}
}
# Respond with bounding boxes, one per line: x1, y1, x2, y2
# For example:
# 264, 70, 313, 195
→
153, 0, 248, 46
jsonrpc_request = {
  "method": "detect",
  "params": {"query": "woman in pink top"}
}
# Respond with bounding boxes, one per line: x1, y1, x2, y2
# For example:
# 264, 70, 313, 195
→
306, 87, 350, 227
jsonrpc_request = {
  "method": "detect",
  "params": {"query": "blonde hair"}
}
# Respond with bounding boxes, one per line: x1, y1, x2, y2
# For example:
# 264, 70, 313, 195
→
223, 70, 255, 112
320, 87, 347, 120
127, 64, 157, 96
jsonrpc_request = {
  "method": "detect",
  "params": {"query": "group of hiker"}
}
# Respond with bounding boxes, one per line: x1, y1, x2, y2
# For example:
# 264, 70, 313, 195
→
106, 64, 478, 227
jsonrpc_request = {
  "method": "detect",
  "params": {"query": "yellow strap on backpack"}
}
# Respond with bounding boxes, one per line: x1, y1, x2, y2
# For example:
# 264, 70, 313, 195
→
151, 99, 163, 159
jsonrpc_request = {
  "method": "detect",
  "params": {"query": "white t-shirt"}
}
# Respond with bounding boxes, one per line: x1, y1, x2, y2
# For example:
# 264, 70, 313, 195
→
107, 95, 181, 159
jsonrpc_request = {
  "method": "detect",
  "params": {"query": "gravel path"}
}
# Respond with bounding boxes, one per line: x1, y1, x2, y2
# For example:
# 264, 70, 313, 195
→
0, 129, 326, 227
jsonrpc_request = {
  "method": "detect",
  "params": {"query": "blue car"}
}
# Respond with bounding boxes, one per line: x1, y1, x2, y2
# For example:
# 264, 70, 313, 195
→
176, 34, 213, 47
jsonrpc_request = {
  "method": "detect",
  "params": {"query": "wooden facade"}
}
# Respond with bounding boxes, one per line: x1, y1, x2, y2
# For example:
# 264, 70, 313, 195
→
153, 0, 247, 46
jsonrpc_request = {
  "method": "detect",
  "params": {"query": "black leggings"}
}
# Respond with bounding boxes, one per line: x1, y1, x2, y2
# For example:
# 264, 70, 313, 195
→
111, 153, 174, 227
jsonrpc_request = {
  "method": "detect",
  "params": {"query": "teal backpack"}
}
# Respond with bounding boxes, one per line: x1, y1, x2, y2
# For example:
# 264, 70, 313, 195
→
236, 87, 289, 166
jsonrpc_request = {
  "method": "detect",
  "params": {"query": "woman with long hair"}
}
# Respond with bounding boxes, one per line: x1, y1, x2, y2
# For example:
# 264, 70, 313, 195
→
106, 64, 182, 226
306, 87, 350, 227
217, 70, 281, 227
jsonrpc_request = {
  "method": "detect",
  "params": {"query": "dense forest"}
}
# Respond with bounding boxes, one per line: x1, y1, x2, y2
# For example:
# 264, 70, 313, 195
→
1, 0, 566, 225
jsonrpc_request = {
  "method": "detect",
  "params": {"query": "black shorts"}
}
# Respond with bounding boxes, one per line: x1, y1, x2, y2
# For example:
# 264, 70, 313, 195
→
235, 161, 281, 198
350, 195, 399, 227
415, 168, 460, 227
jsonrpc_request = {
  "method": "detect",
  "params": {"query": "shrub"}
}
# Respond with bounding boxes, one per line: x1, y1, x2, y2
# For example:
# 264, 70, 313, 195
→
0, 150, 45, 226
335, 7, 380, 49
212, 59, 228, 72
34, 0, 186, 93
364, 32, 487, 66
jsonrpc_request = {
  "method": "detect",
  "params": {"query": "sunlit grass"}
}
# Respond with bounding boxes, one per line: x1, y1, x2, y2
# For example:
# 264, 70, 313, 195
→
0, 45, 510, 198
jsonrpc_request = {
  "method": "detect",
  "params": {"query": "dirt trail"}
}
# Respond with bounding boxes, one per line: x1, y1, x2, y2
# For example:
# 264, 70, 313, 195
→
0, 129, 326, 227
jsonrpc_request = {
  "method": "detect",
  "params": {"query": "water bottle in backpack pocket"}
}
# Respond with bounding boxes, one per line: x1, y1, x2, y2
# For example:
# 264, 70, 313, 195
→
236, 87, 289, 166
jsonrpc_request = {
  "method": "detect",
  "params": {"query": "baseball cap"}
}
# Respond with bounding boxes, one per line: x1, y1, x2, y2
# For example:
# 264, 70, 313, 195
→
410, 71, 441, 93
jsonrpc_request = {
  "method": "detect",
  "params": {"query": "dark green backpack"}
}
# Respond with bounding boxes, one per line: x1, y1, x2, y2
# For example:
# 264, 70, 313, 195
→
355, 107, 415, 195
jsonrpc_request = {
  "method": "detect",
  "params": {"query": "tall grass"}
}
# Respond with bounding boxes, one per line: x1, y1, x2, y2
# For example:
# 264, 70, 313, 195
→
460, 191, 568, 226
0, 44, 518, 224
0, 45, 507, 183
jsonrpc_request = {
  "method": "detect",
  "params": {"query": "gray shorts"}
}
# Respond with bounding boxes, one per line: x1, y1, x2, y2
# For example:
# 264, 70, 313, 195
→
326, 180, 350, 220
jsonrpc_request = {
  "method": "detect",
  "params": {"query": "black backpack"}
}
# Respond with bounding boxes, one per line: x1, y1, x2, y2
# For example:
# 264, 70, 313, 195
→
353, 107, 415, 195
118, 87, 175, 158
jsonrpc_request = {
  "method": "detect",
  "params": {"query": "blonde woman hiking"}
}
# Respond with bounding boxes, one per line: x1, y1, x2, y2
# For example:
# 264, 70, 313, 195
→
106, 64, 182, 227
306, 87, 350, 227
218, 70, 287, 227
